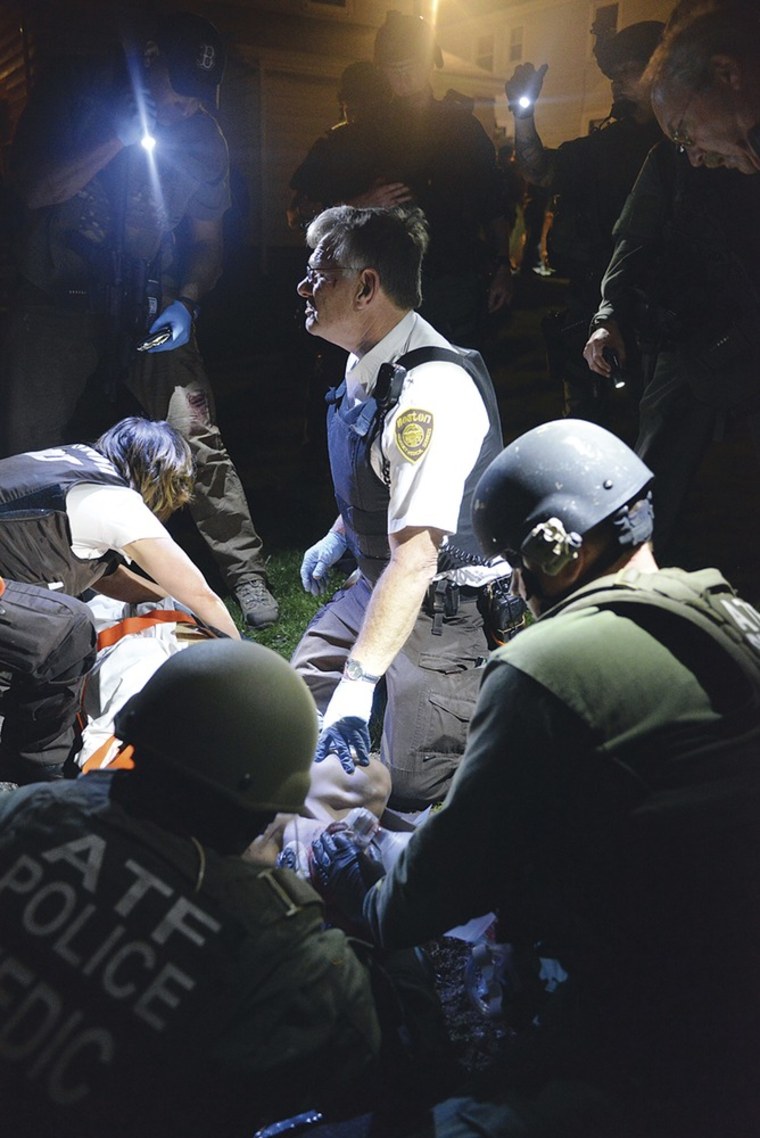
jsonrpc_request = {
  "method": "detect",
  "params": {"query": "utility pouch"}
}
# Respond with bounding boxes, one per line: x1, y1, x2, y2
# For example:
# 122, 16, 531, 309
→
478, 579, 528, 648
424, 579, 460, 635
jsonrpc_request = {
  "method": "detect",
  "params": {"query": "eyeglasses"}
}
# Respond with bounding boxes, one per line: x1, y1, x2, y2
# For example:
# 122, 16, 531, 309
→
670, 92, 696, 153
671, 121, 696, 152
303, 263, 363, 288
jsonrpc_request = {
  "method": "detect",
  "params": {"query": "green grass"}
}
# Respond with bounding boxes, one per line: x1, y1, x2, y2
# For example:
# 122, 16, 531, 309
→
227, 548, 532, 667
226, 548, 343, 659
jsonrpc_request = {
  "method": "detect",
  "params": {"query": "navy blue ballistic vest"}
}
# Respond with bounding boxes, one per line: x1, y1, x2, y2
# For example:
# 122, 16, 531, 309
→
327, 345, 503, 585
0, 444, 127, 595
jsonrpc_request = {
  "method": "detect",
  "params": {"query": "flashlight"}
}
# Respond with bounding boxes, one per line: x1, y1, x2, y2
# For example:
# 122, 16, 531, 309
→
509, 92, 535, 117
141, 132, 156, 152
603, 347, 626, 390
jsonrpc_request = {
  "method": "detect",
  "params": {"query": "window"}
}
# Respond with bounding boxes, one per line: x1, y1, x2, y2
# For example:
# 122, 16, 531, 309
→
476, 32, 495, 72
509, 26, 524, 63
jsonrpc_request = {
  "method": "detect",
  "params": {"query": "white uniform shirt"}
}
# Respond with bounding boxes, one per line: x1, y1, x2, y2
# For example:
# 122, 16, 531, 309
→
66, 484, 169, 560
345, 311, 490, 536
345, 311, 509, 585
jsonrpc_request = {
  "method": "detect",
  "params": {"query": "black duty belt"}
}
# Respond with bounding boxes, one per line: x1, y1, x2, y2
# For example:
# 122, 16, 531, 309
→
424, 579, 481, 635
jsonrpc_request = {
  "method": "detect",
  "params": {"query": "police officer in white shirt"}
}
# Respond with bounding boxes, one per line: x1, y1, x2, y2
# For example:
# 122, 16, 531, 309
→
292, 205, 510, 817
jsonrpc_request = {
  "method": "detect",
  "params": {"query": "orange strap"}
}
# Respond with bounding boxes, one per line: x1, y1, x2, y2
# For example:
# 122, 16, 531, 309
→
82, 739, 135, 773
96, 610, 198, 651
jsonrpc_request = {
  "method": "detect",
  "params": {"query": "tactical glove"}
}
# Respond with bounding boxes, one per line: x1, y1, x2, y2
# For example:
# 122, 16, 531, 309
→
314, 716, 371, 774
310, 828, 384, 927
315, 677, 376, 773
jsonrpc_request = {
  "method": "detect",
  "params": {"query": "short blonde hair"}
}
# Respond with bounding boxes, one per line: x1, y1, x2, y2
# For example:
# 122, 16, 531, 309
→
96, 417, 195, 518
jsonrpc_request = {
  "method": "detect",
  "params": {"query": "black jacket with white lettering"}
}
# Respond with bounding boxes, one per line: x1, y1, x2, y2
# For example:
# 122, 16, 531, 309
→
0, 774, 380, 1137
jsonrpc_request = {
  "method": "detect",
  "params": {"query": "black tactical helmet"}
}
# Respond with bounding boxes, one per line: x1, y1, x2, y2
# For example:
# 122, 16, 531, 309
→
374, 10, 444, 69
472, 420, 654, 567
594, 21, 664, 78
114, 640, 318, 814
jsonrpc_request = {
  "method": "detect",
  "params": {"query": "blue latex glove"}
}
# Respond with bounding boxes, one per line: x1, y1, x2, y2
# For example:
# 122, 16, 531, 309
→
310, 829, 384, 926
300, 530, 347, 595
113, 83, 157, 147
145, 301, 193, 353
314, 717, 371, 774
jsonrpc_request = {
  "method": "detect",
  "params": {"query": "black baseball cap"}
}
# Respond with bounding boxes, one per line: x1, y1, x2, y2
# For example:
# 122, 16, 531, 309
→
594, 21, 664, 78
153, 12, 226, 107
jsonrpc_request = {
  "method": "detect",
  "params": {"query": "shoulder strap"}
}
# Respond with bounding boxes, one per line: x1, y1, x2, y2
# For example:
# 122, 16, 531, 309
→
96, 609, 201, 651
81, 739, 135, 773
395, 346, 470, 372
376, 346, 474, 415
558, 569, 760, 698
372, 346, 477, 486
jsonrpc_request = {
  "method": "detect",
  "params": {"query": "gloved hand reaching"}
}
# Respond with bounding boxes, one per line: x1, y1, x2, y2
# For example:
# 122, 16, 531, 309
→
311, 828, 385, 926
144, 300, 193, 353
300, 530, 347, 595
314, 676, 376, 774
113, 83, 157, 147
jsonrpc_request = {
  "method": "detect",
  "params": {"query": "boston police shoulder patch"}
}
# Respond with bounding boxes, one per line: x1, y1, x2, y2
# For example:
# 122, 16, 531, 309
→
395, 408, 434, 463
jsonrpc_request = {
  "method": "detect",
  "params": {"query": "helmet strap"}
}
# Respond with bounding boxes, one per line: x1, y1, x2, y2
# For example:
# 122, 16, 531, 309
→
611, 492, 654, 548
563, 493, 654, 588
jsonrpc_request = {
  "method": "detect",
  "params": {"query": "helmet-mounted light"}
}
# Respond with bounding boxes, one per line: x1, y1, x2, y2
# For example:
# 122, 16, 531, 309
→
520, 518, 582, 575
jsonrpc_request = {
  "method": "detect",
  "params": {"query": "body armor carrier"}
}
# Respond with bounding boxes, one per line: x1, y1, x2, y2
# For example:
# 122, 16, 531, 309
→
326, 345, 503, 586
0, 444, 127, 594
557, 567, 760, 788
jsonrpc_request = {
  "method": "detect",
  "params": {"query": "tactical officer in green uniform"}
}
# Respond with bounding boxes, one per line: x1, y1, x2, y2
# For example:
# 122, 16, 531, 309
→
312, 420, 760, 1137
0, 640, 381, 1137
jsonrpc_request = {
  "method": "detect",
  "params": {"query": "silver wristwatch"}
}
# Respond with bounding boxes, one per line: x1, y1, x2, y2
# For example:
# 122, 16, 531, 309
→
343, 657, 382, 683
